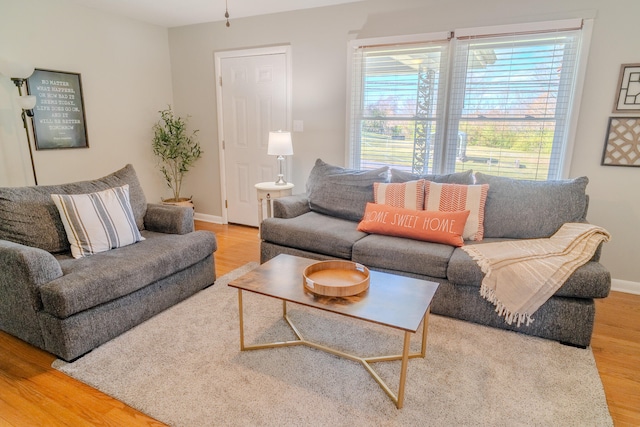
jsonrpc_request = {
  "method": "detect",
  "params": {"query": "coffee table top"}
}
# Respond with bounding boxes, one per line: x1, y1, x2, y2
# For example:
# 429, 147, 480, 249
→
228, 254, 439, 332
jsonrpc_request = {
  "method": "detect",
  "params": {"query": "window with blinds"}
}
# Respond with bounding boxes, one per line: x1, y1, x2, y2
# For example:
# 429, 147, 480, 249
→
347, 20, 588, 180
348, 36, 450, 173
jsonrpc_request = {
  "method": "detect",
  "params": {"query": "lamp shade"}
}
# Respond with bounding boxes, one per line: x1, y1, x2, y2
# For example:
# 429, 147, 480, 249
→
18, 95, 37, 110
0, 59, 34, 79
267, 131, 293, 156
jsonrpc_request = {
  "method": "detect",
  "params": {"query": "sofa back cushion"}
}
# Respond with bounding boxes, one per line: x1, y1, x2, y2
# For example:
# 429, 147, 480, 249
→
390, 168, 474, 184
474, 172, 588, 239
306, 159, 389, 221
0, 164, 147, 253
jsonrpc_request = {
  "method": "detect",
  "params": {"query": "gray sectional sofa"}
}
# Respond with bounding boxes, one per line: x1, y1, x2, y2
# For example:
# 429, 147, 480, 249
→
260, 159, 611, 347
0, 165, 217, 361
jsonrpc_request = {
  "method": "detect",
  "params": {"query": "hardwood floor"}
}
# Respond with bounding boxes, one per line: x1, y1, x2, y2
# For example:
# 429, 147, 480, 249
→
0, 222, 638, 426
592, 291, 640, 425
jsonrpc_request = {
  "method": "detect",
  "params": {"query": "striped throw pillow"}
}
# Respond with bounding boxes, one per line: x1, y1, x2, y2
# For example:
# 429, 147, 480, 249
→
51, 185, 144, 258
424, 181, 489, 241
373, 180, 425, 210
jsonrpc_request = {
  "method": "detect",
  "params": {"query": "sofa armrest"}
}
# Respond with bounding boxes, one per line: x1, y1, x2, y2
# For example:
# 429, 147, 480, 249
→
0, 240, 63, 346
273, 195, 311, 219
144, 203, 194, 235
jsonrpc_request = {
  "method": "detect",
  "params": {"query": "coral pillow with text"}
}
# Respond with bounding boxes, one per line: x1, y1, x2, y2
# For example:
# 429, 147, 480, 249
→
357, 203, 469, 247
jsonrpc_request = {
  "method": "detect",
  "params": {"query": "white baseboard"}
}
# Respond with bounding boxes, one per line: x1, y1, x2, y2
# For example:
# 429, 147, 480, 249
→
611, 278, 640, 295
193, 212, 223, 224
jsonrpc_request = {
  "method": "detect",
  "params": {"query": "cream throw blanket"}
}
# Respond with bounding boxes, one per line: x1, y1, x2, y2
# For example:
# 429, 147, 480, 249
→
461, 223, 611, 327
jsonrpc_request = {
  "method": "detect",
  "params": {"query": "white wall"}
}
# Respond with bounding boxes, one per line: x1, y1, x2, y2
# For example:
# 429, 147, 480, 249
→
0, 0, 173, 202
168, 0, 640, 287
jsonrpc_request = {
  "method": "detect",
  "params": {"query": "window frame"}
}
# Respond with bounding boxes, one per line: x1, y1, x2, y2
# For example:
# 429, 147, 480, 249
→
346, 19, 593, 180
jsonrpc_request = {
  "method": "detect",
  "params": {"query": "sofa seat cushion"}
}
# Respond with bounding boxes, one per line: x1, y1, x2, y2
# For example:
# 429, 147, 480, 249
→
352, 234, 455, 279
41, 230, 216, 318
447, 244, 611, 298
261, 212, 367, 259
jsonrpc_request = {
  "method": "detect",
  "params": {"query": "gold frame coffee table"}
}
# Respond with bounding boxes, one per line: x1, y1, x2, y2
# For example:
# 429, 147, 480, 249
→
228, 254, 439, 409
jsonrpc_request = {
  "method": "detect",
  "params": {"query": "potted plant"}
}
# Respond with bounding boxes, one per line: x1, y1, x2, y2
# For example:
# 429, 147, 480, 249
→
152, 106, 202, 207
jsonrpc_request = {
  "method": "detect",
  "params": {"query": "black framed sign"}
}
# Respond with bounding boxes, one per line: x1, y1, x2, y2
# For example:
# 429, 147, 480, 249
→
26, 69, 89, 150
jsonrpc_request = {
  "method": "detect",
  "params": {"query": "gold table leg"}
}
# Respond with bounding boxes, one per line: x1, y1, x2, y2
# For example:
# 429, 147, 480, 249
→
236, 291, 430, 409
238, 289, 245, 350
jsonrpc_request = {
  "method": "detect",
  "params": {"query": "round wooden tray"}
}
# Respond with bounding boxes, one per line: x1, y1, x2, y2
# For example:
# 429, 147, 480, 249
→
303, 260, 370, 297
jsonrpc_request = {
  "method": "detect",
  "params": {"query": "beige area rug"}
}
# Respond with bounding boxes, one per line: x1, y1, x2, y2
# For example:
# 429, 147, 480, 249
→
53, 263, 612, 426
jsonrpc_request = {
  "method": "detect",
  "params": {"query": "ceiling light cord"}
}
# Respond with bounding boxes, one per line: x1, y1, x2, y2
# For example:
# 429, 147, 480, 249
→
225, 0, 230, 27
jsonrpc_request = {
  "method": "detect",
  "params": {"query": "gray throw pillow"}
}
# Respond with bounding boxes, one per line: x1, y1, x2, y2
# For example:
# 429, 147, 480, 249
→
390, 168, 474, 184
474, 172, 589, 239
0, 164, 147, 253
306, 159, 389, 221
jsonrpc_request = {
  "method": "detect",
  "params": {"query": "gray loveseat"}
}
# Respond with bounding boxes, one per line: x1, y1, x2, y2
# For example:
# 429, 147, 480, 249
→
260, 159, 611, 347
0, 165, 217, 361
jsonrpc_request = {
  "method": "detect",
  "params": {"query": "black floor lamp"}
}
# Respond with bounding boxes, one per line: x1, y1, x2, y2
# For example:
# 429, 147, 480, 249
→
0, 59, 38, 185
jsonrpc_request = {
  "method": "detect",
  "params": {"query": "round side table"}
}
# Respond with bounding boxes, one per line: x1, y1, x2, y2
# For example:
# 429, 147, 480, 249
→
255, 182, 294, 227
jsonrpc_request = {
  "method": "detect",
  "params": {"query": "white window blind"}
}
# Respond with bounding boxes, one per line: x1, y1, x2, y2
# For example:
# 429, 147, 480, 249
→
348, 20, 587, 180
447, 22, 583, 179
348, 35, 450, 173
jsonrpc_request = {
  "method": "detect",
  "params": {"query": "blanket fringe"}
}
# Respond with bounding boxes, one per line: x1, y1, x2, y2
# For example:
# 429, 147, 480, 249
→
464, 249, 492, 275
480, 284, 534, 327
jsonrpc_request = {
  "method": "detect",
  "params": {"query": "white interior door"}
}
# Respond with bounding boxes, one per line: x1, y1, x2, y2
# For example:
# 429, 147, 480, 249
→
217, 48, 290, 226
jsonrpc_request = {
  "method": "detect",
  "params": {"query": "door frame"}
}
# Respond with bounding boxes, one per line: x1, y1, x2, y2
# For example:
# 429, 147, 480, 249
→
214, 45, 292, 224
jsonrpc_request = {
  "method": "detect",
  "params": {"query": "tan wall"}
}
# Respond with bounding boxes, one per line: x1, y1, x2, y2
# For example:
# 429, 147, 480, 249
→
168, 0, 640, 286
0, 0, 637, 286
0, 0, 173, 202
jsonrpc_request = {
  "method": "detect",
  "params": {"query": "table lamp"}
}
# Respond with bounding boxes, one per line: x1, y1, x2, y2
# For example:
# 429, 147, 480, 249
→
267, 130, 293, 185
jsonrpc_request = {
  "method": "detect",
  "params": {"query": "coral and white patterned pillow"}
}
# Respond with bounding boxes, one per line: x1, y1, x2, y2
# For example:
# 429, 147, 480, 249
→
51, 185, 144, 258
424, 181, 489, 241
373, 180, 425, 210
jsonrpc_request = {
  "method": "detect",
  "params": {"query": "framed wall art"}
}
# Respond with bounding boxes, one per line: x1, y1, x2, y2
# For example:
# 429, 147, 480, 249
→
613, 63, 640, 113
601, 117, 640, 167
26, 69, 89, 150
